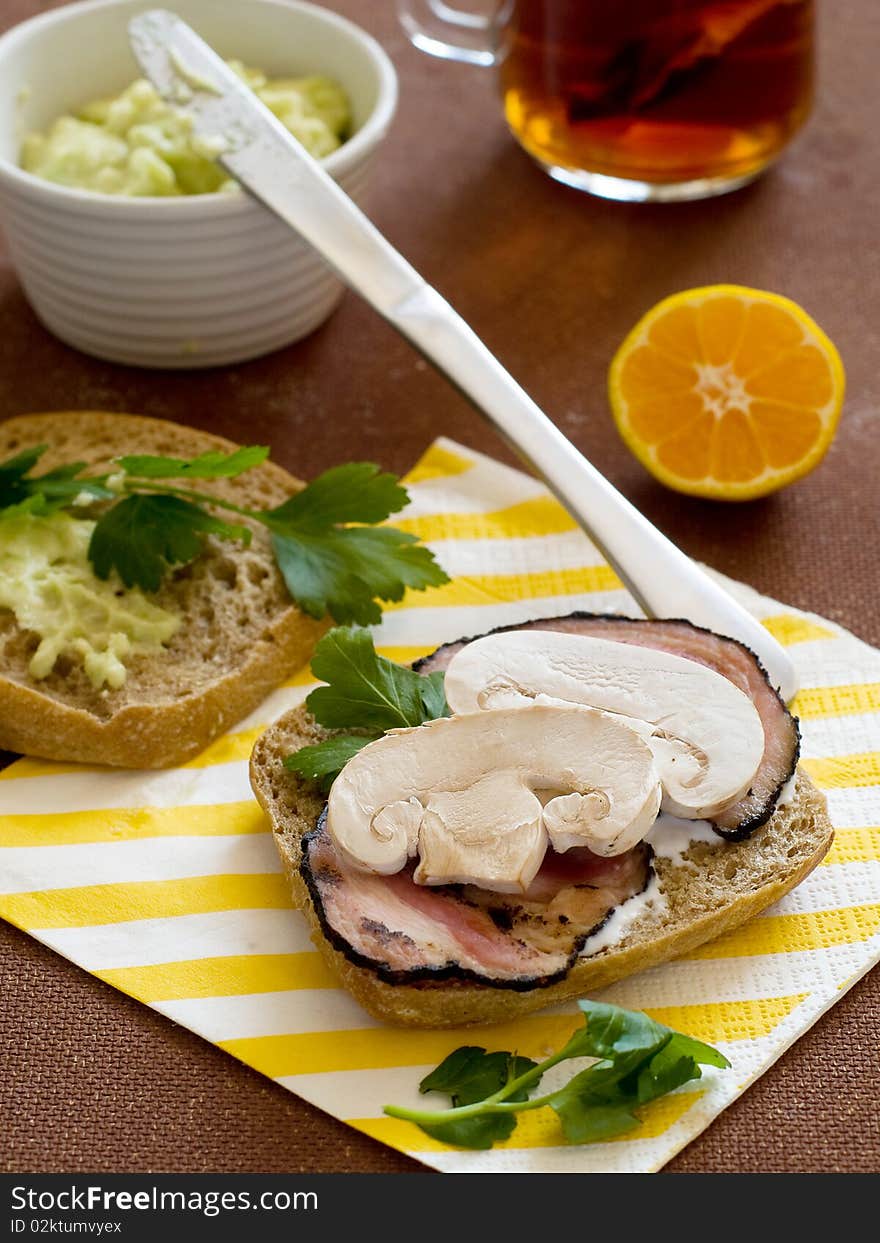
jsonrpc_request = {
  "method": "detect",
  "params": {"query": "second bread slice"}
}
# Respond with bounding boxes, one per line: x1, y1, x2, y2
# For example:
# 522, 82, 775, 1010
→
0, 411, 326, 768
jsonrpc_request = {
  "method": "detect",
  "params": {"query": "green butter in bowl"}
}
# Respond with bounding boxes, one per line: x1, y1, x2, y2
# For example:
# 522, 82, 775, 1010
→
0, 0, 398, 366
20, 60, 350, 196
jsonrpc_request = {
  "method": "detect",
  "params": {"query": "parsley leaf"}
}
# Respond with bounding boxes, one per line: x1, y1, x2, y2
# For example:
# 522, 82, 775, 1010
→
89, 495, 251, 592
558, 999, 672, 1062
305, 627, 449, 732
271, 530, 392, 626
420, 1047, 540, 1106
547, 1002, 729, 1143
284, 733, 378, 794
284, 628, 449, 791
384, 1000, 730, 1151
0, 444, 112, 514
26, 463, 113, 508
653, 1030, 730, 1072
414, 1112, 518, 1151
264, 465, 448, 626
417, 1047, 537, 1146
271, 526, 445, 626
548, 1055, 658, 1144
3, 444, 446, 626
118, 446, 270, 479
264, 462, 410, 528
414, 660, 450, 721
550, 1099, 641, 1144
634, 1031, 730, 1104
0, 445, 50, 510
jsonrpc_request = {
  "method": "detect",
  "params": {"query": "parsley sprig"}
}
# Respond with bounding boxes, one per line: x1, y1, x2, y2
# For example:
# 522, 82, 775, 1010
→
384, 1000, 730, 1150
0, 445, 449, 624
0, 444, 114, 515
284, 627, 448, 791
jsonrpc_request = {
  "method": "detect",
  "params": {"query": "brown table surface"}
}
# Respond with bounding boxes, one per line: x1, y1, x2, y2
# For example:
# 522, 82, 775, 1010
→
2, 0, 879, 1176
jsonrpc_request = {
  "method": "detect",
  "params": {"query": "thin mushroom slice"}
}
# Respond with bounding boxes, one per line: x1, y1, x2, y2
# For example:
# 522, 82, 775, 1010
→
325, 704, 662, 892
414, 771, 546, 891
444, 630, 766, 820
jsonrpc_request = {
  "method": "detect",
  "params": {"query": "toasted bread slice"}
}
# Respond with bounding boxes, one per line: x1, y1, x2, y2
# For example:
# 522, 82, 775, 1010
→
250, 707, 833, 1028
0, 411, 326, 768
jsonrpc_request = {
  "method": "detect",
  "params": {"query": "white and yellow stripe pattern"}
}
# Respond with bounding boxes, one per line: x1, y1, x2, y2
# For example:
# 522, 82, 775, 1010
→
2, 438, 879, 1173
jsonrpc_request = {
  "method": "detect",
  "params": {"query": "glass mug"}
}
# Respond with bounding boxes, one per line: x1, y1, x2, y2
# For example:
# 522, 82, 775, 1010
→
397, 1, 815, 201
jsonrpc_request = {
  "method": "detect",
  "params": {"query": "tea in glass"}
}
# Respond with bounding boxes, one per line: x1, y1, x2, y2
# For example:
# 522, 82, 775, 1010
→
499, 0, 814, 199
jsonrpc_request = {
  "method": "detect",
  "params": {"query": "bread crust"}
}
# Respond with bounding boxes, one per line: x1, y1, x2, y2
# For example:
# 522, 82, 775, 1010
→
250, 706, 834, 1028
0, 411, 327, 768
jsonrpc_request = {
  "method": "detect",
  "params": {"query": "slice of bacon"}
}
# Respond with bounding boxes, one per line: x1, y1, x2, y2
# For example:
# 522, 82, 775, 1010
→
415, 613, 800, 840
302, 812, 651, 990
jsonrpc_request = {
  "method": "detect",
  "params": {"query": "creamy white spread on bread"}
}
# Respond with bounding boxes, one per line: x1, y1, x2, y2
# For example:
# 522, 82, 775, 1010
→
0, 511, 180, 689
647, 813, 719, 865
774, 773, 799, 809
579, 818, 728, 956
579, 870, 666, 956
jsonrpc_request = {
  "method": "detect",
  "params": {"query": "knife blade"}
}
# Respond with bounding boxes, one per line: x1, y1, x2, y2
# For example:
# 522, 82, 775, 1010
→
128, 10, 798, 701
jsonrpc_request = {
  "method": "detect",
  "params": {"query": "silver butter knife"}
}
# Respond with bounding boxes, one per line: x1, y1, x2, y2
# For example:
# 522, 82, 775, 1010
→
129, 10, 798, 702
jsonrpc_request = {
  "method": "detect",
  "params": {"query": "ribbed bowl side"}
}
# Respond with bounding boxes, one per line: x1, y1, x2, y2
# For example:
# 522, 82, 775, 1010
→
0, 152, 373, 368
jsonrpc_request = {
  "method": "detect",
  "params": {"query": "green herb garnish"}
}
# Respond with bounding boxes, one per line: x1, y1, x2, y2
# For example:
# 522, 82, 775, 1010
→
284, 626, 448, 791
261, 464, 444, 625
116, 446, 270, 479
383, 1000, 730, 1150
0, 446, 448, 625
89, 494, 253, 593
0, 444, 113, 515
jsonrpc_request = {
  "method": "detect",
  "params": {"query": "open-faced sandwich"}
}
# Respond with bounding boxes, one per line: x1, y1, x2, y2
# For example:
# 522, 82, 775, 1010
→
0, 411, 446, 768
250, 615, 833, 1027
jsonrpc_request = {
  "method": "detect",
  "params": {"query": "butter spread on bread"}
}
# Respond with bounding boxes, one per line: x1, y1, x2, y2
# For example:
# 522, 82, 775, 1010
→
0, 510, 180, 689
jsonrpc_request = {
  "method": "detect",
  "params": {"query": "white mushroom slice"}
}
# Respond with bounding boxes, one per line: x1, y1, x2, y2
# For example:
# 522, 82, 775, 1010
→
325, 704, 662, 891
414, 771, 546, 891
443, 631, 765, 820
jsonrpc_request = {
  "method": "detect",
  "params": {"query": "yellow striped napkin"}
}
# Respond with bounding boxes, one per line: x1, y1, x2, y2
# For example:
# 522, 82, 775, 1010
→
2, 437, 879, 1173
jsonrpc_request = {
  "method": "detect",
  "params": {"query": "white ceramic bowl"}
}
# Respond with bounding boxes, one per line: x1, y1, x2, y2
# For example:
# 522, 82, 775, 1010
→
0, 0, 397, 368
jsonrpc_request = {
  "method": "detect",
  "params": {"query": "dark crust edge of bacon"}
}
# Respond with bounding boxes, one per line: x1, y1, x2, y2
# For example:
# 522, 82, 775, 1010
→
300, 807, 656, 992
414, 611, 801, 843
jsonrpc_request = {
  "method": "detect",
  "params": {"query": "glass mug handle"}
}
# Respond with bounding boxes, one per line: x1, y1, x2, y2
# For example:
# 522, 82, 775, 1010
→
396, 1, 508, 67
